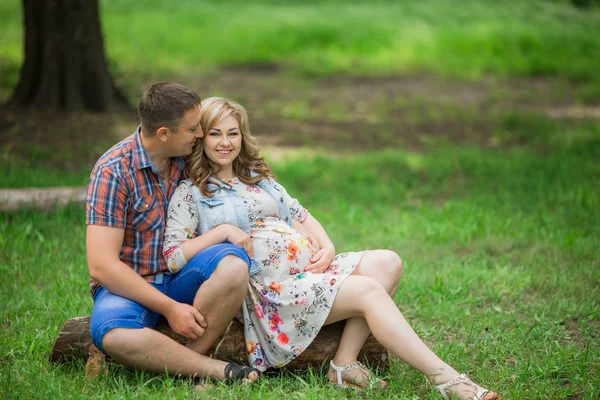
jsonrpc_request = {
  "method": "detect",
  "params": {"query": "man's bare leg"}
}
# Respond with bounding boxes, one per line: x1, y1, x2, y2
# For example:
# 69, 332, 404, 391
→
102, 327, 232, 380
101, 256, 256, 382
186, 255, 249, 354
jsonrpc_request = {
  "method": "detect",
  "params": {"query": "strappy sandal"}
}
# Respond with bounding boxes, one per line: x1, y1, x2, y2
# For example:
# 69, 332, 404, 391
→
191, 362, 261, 387
223, 362, 262, 384
328, 360, 387, 390
435, 373, 501, 400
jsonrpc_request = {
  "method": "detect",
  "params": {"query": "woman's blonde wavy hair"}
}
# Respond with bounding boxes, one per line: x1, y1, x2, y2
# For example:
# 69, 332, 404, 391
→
184, 97, 274, 196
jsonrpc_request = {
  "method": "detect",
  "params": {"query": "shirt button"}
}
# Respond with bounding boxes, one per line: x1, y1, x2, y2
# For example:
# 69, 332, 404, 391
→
145, 204, 149, 208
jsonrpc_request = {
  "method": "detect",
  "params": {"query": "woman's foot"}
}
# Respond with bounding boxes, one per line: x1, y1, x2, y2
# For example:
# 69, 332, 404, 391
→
327, 360, 387, 390
432, 373, 501, 400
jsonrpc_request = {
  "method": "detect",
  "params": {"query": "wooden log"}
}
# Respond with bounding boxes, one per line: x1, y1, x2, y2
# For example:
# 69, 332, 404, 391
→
0, 187, 87, 211
50, 316, 389, 373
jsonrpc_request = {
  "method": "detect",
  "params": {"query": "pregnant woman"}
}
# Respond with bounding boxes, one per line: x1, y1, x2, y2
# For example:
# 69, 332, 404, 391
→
163, 97, 500, 400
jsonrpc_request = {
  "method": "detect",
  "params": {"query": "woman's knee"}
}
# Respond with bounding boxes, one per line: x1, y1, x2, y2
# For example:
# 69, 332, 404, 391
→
331, 275, 389, 320
360, 250, 403, 283
384, 250, 403, 281
354, 275, 389, 304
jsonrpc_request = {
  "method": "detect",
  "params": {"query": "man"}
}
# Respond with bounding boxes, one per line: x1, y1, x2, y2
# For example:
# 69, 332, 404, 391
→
86, 82, 259, 383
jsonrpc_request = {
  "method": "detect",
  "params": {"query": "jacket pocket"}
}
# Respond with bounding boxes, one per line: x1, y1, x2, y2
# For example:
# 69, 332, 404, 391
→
132, 195, 162, 231
198, 197, 226, 228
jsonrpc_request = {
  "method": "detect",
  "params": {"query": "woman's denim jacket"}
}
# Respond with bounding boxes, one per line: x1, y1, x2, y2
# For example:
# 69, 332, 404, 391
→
181, 174, 293, 276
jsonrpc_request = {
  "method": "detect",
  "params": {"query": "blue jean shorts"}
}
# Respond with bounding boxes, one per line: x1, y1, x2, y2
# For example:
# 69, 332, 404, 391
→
90, 243, 250, 354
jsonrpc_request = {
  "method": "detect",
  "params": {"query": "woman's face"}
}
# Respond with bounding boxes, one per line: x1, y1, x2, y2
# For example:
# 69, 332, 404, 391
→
202, 115, 243, 172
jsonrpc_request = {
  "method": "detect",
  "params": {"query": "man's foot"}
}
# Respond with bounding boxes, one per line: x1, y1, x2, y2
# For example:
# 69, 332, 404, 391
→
223, 362, 261, 384
327, 360, 387, 390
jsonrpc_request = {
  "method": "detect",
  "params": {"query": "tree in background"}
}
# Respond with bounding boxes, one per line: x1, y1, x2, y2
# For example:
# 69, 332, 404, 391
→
8, 0, 127, 111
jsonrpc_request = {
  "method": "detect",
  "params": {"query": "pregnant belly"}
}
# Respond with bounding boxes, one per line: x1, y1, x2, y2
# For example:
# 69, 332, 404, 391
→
250, 218, 316, 273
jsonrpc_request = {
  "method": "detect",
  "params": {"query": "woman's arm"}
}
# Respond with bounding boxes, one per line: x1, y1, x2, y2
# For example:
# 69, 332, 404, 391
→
276, 181, 335, 273
163, 185, 254, 272
291, 219, 321, 251
302, 215, 336, 273
163, 184, 215, 272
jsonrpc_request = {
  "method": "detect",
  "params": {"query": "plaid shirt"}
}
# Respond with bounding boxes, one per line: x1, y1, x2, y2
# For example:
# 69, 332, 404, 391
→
86, 128, 184, 295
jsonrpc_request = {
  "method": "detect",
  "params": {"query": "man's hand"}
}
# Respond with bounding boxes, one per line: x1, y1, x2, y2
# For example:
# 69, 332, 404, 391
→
304, 245, 335, 274
222, 224, 254, 258
164, 301, 207, 340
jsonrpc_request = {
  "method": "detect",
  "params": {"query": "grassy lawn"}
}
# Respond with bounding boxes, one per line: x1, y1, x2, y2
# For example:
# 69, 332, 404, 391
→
1, 0, 600, 101
1, 0, 599, 399
1, 128, 599, 398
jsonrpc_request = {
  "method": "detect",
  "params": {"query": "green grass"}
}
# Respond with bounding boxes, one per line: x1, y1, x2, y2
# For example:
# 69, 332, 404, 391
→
0, 136, 113, 188
1, 0, 599, 398
1, 124, 599, 398
1, 0, 600, 99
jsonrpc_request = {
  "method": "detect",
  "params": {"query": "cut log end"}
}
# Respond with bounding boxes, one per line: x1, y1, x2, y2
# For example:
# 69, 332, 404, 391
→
84, 346, 107, 378
51, 316, 389, 376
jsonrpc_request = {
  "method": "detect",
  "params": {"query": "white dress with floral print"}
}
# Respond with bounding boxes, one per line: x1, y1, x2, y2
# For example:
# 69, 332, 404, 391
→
163, 178, 363, 371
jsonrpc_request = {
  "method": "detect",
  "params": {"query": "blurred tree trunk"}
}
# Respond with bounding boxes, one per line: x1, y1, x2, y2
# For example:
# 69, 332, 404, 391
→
8, 0, 127, 111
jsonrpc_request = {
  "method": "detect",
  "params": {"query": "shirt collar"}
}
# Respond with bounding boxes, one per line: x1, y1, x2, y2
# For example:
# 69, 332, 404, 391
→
132, 127, 185, 172
133, 127, 154, 170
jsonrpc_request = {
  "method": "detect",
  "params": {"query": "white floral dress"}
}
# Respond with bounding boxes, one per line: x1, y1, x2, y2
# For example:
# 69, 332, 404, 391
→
163, 178, 364, 371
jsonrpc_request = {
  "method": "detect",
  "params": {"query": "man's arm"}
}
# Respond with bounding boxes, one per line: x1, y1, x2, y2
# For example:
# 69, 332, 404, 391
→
86, 225, 207, 339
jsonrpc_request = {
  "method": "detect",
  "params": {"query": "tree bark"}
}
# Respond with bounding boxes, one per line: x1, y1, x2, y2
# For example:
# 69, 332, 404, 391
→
8, 0, 127, 111
50, 316, 389, 374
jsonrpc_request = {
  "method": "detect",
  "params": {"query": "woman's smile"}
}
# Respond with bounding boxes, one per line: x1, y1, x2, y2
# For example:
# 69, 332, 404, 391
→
203, 115, 243, 178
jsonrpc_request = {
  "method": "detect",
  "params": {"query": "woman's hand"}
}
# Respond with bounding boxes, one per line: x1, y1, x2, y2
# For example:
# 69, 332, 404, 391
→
305, 245, 335, 274
221, 224, 254, 258
305, 233, 321, 252
292, 219, 321, 251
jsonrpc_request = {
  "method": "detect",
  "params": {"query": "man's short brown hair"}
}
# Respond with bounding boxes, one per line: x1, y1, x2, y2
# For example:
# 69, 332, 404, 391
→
138, 82, 201, 136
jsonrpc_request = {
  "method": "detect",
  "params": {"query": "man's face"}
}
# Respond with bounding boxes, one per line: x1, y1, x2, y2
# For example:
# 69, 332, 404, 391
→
166, 105, 203, 157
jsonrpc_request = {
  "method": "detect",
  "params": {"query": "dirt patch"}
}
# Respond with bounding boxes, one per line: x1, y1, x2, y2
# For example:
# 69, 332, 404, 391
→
1, 69, 596, 170
565, 394, 584, 400
559, 318, 587, 348
0, 107, 138, 171
546, 105, 600, 119
176, 70, 600, 150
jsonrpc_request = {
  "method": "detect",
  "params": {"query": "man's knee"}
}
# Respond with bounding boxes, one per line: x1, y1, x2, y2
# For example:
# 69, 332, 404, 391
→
210, 255, 249, 290
101, 328, 142, 358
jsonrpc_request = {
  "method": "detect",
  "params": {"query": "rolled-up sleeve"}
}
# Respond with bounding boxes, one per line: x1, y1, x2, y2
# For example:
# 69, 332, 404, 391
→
86, 166, 128, 228
275, 180, 310, 223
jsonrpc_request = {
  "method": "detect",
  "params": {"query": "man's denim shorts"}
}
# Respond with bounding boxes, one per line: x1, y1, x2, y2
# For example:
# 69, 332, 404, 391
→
90, 243, 250, 354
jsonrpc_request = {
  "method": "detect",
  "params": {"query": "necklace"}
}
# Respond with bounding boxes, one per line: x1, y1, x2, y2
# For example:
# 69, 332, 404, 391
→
220, 176, 237, 182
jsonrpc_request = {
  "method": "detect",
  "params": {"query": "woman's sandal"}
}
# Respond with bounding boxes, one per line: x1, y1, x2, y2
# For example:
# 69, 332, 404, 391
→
435, 373, 502, 400
328, 360, 387, 390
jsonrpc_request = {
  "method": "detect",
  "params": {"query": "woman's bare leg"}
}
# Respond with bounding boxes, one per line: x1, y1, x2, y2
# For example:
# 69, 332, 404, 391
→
325, 275, 498, 399
328, 250, 402, 386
